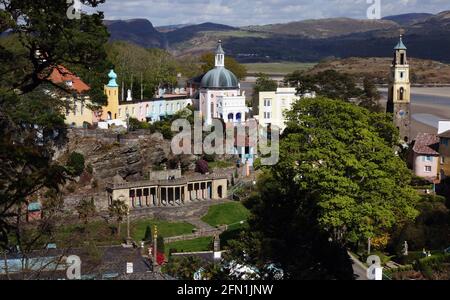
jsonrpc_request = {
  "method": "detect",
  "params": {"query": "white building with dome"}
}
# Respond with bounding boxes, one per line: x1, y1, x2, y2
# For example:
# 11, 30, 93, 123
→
199, 41, 249, 126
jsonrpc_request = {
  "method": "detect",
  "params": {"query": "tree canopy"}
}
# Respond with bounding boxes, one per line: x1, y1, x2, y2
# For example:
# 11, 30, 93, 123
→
231, 97, 419, 279
106, 41, 179, 100
0, 0, 110, 250
285, 70, 381, 112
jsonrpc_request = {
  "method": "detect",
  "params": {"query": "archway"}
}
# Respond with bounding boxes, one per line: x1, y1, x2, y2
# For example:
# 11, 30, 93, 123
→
227, 113, 234, 122
217, 186, 223, 198
107, 111, 112, 120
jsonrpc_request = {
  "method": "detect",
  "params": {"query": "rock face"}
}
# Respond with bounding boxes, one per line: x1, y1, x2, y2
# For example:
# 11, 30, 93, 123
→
59, 129, 197, 211
63, 130, 174, 183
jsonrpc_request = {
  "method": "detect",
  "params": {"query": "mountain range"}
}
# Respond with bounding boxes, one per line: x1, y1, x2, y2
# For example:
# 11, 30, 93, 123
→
104, 11, 450, 63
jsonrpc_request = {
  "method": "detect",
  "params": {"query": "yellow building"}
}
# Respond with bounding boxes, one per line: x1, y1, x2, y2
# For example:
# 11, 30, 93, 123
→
258, 87, 300, 131
101, 70, 120, 121
47, 66, 94, 128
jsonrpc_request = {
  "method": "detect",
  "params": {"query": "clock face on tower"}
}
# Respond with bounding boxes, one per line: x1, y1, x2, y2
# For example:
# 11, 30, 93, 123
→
399, 110, 406, 118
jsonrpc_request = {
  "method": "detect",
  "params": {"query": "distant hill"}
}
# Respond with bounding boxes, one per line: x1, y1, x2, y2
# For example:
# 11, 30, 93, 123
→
155, 24, 195, 33
244, 18, 399, 39
103, 11, 450, 63
165, 22, 236, 45
310, 57, 450, 84
382, 13, 434, 26
104, 19, 165, 48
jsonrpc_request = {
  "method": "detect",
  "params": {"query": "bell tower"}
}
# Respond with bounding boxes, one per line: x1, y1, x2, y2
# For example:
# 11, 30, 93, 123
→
387, 34, 411, 143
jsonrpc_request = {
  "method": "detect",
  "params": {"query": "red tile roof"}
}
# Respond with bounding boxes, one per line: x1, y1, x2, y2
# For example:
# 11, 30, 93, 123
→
413, 133, 439, 155
47, 65, 90, 94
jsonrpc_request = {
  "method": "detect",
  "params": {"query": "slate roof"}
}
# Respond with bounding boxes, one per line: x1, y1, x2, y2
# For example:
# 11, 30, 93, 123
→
0, 245, 161, 280
412, 133, 439, 155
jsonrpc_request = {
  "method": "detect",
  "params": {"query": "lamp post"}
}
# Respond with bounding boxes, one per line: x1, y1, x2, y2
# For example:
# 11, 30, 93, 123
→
153, 225, 158, 268
126, 205, 131, 244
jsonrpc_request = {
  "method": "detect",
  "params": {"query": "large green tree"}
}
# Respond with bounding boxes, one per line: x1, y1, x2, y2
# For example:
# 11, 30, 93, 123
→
0, 0, 109, 250
231, 98, 419, 279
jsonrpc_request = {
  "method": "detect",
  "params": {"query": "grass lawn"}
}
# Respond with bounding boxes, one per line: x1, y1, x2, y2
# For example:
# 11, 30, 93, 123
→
201, 202, 250, 227
132, 219, 195, 241
208, 160, 234, 169
165, 237, 213, 256
244, 62, 317, 75
50, 219, 195, 248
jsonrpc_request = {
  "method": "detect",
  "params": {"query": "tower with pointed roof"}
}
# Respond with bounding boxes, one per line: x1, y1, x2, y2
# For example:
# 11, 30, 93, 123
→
199, 41, 248, 126
103, 69, 120, 120
387, 35, 411, 143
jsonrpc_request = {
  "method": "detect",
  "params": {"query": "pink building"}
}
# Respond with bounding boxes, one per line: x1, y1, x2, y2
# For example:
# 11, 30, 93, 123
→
411, 133, 439, 181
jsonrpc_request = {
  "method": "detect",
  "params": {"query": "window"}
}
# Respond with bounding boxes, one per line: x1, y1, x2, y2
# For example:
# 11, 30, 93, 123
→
426, 156, 433, 162
441, 156, 445, 164
442, 139, 449, 146
264, 112, 271, 119
399, 87, 404, 101
400, 72, 404, 79
264, 99, 271, 107
425, 166, 432, 173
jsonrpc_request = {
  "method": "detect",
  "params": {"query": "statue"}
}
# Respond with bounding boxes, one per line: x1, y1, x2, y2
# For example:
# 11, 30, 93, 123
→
403, 241, 408, 256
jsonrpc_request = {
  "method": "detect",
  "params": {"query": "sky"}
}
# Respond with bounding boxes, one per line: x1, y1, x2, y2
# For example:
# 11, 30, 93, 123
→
88, 0, 450, 27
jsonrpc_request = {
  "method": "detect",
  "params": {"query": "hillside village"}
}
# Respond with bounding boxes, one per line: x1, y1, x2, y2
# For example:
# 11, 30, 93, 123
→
1, 1, 450, 283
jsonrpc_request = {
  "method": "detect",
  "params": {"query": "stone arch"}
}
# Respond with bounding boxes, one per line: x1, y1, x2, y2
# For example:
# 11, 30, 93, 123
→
227, 113, 234, 122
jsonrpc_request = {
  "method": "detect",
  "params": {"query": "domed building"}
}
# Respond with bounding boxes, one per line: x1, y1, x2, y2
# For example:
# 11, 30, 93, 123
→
199, 41, 249, 125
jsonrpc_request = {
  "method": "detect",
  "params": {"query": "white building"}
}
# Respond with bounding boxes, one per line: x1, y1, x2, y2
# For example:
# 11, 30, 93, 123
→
258, 87, 315, 132
199, 41, 249, 125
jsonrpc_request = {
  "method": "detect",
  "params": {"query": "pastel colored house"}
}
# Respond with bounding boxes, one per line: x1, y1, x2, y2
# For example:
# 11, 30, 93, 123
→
27, 202, 42, 222
46, 66, 93, 128
438, 121, 450, 180
258, 87, 314, 132
411, 133, 439, 181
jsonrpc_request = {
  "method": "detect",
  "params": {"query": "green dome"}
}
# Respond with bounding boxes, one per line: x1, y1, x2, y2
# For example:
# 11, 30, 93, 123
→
201, 67, 239, 89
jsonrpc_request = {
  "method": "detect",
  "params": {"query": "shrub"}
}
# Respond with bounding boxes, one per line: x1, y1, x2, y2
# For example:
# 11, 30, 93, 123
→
143, 225, 152, 243
67, 152, 85, 176
414, 253, 450, 279
157, 235, 165, 254
195, 159, 209, 174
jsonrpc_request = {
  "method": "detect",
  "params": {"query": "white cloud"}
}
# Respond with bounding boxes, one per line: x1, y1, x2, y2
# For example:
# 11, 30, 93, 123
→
93, 0, 450, 26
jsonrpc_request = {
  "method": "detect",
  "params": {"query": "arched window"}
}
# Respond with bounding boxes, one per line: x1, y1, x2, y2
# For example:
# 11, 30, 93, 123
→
228, 113, 234, 122
399, 87, 404, 101
236, 113, 242, 123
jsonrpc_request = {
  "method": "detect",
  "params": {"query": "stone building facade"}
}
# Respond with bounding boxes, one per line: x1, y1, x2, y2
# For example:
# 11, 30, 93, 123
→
106, 171, 228, 209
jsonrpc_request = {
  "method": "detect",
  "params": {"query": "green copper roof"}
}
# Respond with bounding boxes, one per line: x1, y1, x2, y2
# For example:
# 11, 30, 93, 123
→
28, 202, 42, 211
216, 40, 225, 55
107, 69, 119, 87
200, 67, 239, 89
394, 36, 407, 50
